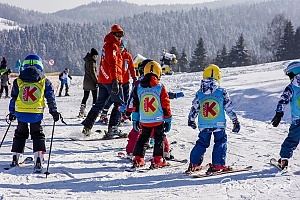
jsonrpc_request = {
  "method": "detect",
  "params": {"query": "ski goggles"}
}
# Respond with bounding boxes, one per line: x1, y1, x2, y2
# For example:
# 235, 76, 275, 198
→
113, 32, 124, 37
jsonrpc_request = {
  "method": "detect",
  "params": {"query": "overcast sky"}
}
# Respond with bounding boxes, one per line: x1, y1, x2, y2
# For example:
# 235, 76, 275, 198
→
0, 0, 215, 13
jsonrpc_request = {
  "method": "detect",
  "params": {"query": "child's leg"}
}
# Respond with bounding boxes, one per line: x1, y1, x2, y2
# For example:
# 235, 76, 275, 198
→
59, 82, 64, 95
212, 129, 227, 166
190, 130, 212, 166
133, 126, 152, 157
11, 121, 30, 153
126, 129, 141, 154
30, 121, 46, 153
153, 124, 165, 157
0, 85, 3, 96
280, 124, 300, 159
4, 85, 8, 96
163, 135, 170, 153
65, 83, 69, 95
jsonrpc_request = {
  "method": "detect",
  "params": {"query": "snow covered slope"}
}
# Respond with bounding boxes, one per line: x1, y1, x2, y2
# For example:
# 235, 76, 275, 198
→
0, 60, 299, 199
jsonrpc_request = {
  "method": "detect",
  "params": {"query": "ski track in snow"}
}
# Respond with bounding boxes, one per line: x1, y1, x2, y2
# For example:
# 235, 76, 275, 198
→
0, 61, 299, 199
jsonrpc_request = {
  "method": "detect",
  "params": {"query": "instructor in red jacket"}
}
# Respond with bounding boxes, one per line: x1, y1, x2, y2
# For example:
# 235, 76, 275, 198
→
81, 24, 126, 138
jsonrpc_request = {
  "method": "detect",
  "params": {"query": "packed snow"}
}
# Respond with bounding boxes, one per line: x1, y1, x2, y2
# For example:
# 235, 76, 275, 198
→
0, 18, 20, 30
0, 61, 299, 200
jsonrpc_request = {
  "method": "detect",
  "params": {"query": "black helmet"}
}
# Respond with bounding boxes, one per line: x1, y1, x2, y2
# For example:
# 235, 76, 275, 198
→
138, 59, 153, 76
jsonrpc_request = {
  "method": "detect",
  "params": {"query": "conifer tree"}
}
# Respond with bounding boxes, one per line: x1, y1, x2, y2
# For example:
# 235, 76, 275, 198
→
275, 20, 295, 61
189, 37, 207, 72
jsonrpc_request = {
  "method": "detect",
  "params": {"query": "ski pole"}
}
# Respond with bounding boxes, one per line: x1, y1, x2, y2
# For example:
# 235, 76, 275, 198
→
44, 113, 66, 178
0, 121, 12, 149
44, 121, 55, 178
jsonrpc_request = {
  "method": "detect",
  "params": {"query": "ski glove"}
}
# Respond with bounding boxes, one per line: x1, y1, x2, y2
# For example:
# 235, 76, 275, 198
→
175, 92, 184, 99
271, 112, 283, 127
111, 79, 119, 95
120, 103, 127, 113
51, 111, 60, 122
232, 119, 241, 133
132, 112, 140, 132
164, 116, 172, 133
188, 119, 197, 129
9, 113, 16, 122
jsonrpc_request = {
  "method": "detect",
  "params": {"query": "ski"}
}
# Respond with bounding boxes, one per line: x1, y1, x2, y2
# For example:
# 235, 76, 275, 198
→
4, 157, 34, 170
269, 158, 290, 175
185, 164, 211, 176
192, 166, 252, 178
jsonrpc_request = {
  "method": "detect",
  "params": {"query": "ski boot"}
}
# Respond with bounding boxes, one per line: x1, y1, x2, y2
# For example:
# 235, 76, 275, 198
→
206, 163, 232, 175
163, 150, 175, 160
132, 156, 145, 168
98, 113, 108, 124
278, 158, 288, 170
104, 126, 127, 139
78, 104, 87, 118
185, 156, 203, 174
150, 156, 169, 169
121, 113, 131, 123
34, 151, 44, 173
65, 93, 70, 96
10, 152, 24, 167
82, 126, 92, 137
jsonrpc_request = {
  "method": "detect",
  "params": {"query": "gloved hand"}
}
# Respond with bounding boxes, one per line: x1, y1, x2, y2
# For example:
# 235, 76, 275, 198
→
9, 113, 16, 121
271, 112, 283, 127
51, 111, 60, 122
132, 112, 140, 132
111, 79, 119, 95
188, 119, 197, 129
120, 103, 127, 113
232, 118, 241, 133
175, 92, 184, 98
164, 116, 172, 133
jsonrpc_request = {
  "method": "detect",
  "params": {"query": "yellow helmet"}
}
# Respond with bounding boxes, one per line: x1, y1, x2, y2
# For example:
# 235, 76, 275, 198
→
144, 61, 162, 79
203, 64, 222, 82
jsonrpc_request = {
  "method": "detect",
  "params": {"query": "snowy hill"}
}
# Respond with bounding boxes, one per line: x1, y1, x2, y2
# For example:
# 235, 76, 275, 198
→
0, 61, 299, 199
0, 17, 20, 30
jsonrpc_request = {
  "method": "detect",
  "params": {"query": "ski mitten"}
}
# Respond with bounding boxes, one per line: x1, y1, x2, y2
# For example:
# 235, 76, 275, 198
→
271, 112, 283, 127
188, 119, 197, 129
132, 112, 140, 132
111, 79, 119, 95
164, 116, 172, 133
232, 118, 241, 133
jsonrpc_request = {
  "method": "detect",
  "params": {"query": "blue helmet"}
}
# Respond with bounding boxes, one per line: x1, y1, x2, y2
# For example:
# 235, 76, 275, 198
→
22, 54, 44, 72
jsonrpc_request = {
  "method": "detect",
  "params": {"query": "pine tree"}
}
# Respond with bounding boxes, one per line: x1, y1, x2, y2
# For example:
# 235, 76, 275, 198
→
275, 20, 295, 61
189, 37, 207, 72
214, 44, 228, 68
228, 34, 251, 67
294, 27, 300, 59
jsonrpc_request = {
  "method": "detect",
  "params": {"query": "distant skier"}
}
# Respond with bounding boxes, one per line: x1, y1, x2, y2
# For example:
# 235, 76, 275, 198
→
0, 68, 11, 98
78, 48, 99, 117
0, 56, 7, 75
186, 64, 240, 174
131, 60, 172, 168
8, 54, 60, 172
58, 68, 72, 97
271, 61, 300, 170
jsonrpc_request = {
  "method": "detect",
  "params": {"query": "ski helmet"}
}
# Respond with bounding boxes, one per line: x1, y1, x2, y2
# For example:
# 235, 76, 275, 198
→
22, 54, 43, 72
284, 61, 300, 80
203, 64, 222, 83
144, 60, 162, 79
138, 59, 153, 76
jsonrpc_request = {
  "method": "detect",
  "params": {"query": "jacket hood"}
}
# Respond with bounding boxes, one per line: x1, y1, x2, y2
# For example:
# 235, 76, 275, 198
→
104, 33, 121, 45
83, 53, 95, 62
19, 67, 45, 82
200, 78, 219, 94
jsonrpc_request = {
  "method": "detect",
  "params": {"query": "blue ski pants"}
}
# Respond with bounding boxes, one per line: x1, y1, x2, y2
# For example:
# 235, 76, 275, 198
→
280, 124, 300, 159
190, 129, 227, 166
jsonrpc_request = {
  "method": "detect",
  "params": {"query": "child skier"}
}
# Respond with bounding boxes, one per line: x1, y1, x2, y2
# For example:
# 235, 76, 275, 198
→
58, 68, 72, 97
131, 60, 172, 168
125, 59, 183, 161
0, 68, 11, 98
271, 61, 300, 170
8, 54, 60, 172
186, 64, 240, 174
